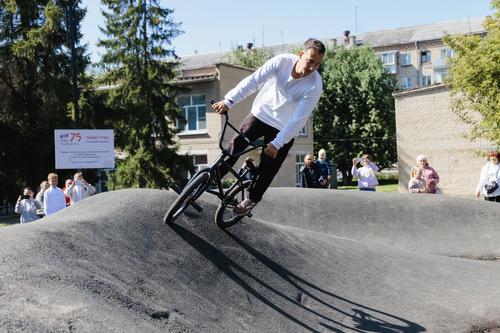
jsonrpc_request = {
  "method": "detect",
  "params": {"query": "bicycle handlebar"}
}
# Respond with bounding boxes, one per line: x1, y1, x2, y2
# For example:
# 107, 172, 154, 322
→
210, 100, 267, 156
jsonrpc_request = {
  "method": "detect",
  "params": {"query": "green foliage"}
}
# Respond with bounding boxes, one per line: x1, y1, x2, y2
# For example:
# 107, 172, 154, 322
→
224, 46, 273, 69
0, 1, 89, 203
314, 46, 397, 184
97, 0, 192, 189
443, 0, 500, 147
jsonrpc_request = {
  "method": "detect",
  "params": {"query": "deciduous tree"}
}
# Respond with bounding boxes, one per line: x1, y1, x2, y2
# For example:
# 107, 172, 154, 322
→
444, 0, 500, 147
314, 46, 397, 184
0, 0, 88, 202
225, 45, 273, 69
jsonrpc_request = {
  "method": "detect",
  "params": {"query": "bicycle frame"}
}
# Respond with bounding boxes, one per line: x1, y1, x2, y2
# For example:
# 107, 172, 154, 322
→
197, 111, 265, 202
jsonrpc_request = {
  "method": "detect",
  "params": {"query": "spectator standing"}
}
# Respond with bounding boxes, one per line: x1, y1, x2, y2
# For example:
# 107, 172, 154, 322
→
315, 148, 332, 189
300, 153, 327, 188
416, 155, 440, 194
43, 173, 66, 216
14, 187, 41, 223
351, 154, 379, 191
475, 151, 500, 202
408, 166, 427, 193
62, 179, 73, 206
35, 181, 49, 207
64, 172, 96, 205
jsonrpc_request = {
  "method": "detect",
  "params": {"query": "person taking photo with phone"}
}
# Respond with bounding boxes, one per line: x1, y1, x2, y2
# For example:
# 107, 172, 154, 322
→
351, 154, 379, 192
64, 172, 96, 205
14, 187, 41, 223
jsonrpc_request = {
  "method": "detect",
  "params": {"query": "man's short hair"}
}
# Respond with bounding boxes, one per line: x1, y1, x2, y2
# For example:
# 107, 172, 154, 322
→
303, 38, 326, 54
47, 173, 58, 180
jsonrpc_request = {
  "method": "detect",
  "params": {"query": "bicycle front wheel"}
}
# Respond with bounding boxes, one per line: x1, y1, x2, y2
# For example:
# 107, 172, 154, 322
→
215, 180, 252, 228
164, 171, 210, 225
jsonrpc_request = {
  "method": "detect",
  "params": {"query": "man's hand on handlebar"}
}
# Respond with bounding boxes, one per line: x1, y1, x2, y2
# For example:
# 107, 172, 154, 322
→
264, 143, 278, 158
212, 100, 229, 115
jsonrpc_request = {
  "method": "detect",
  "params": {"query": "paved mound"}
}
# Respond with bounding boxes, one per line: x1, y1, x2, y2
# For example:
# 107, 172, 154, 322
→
0, 188, 499, 332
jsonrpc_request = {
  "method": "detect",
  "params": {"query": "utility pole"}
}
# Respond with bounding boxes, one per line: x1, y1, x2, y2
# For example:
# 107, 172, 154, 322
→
355, 5, 358, 36
63, 0, 80, 128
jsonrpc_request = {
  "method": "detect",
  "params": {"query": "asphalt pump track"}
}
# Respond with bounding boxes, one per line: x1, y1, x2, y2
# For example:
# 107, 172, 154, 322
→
0, 188, 499, 332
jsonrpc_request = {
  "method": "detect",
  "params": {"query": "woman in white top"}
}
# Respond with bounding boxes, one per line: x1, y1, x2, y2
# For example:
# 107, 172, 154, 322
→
475, 151, 500, 202
352, 154, 379, 192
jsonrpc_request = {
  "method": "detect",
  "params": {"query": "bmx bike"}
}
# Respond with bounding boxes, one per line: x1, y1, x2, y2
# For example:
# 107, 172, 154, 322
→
164, 104, 265, 228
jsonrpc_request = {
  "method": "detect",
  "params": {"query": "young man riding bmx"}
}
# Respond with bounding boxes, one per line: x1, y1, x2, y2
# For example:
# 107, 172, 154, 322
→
211, 38, 325, 216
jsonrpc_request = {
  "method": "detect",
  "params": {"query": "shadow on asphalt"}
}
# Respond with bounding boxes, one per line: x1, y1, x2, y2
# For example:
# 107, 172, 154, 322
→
170, 223, 426, 333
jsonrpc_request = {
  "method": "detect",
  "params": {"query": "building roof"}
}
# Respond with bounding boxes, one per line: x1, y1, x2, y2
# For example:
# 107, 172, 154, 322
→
180, 52, 227, 70
357, 17, 486, 48
178, 16, 487, 69
393, 83, 450, 98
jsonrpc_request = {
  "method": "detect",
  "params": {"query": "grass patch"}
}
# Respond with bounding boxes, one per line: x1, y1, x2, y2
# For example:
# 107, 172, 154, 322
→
338, 178, 399, 193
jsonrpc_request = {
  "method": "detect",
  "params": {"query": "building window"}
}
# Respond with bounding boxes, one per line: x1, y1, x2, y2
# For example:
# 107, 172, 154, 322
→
187, 154, 208, 179
440, 48, 454, 59
434, 68, 448, 84
295, 153, 307, 187
299, 124, 307, 137
193, 154, 208, 172
421, 75, 432, 86
400, 53, 412, 66
379, 52, 397, 74
400, 77, 412, 90
420, 51, 431, 64
177, 95, 206, 133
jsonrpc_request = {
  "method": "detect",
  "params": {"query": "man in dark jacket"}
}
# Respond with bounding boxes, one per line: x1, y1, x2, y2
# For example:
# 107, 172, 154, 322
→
300, 153, 327, 188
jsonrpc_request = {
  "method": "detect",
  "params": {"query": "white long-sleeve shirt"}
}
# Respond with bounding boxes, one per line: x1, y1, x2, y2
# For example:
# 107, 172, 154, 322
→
43, 186, 66, 216
64, 181, 96, 205
352, 163, 379, 189
224, 54, 323, 149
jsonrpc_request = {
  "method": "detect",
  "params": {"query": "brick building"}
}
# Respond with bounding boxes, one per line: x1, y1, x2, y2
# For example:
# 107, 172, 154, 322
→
355, 17, 486, 90
394, 84, 494, 197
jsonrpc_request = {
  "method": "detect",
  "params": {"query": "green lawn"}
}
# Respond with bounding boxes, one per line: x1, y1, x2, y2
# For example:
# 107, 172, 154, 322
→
337, 180, 399, 193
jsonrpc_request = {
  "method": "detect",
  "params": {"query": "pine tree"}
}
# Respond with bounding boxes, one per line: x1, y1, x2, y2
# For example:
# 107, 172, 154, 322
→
0, 0, 88, 202
314, 46, 397, 184
97, 0, 192, 189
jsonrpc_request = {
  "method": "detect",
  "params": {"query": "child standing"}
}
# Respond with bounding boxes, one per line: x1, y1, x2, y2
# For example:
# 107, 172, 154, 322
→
408, 166, 427, 193
43, 173, 66, 216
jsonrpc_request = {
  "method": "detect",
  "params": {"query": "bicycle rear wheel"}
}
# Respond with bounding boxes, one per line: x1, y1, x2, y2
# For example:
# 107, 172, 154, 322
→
164, 171, 210, 225
215, 180, 252, 228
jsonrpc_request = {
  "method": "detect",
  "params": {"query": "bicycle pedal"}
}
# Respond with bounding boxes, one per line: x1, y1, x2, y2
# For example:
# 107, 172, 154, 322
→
246, 212, 253, 218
